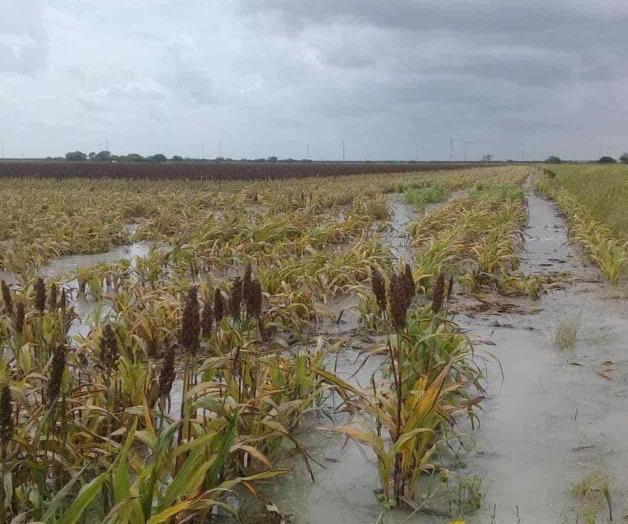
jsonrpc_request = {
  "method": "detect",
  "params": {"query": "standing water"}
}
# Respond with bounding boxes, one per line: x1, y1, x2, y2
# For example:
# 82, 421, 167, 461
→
252, 189, 628, 523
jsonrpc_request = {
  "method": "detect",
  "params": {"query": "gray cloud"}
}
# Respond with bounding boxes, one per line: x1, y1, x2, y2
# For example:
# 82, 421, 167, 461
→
0, 0, 627, 160
0, 0, 48, 74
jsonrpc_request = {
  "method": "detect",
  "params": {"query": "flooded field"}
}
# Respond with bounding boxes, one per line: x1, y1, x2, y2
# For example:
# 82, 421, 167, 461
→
0, 166, 626, 523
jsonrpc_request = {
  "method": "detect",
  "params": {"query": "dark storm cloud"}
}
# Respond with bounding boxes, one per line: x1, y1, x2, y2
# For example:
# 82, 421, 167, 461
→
242, 0, 628, 86
1, 1, 627, 160
234, 0, 628, 159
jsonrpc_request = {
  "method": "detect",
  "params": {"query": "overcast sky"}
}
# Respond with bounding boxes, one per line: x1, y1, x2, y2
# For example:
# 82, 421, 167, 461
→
1, 0, 627, 161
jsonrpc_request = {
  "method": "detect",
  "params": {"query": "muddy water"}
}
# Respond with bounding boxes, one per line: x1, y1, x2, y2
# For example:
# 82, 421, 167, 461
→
255, 191, 628, 523
0, 242, 154, 337
0, 242, 153, 286
384, 191, 466, 265
460, 193, 628, 523
384, 195, 417, 264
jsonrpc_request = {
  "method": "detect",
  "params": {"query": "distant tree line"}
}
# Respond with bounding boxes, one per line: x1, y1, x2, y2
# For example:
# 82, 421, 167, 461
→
56, 151, 321, 163
545, 154, 628, 164
61, 151, 171, 162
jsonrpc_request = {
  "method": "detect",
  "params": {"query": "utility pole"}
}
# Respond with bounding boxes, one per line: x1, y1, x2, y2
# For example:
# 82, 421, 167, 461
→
449, 138, 454, 160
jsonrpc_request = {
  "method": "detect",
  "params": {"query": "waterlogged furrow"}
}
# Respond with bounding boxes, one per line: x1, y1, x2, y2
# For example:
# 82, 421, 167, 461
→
406, 179, 544, 298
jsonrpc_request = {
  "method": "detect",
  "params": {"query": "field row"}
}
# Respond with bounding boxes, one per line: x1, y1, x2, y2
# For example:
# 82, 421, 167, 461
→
537, 165, 628, 284
0, 160, 479, 180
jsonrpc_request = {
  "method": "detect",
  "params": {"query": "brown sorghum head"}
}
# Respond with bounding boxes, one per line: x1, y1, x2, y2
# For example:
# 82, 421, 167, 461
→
370, 268, 387, 315
213, 288, 224, 325
15, 302, 25, 335
201, 300, 213, 338
48, 283, 58, 312
47, 345, 66, 406
34, 277, 46, 313
447, 276, 454, 303
0, 384, 13, 448
180, 287, 200, 355
100, 324, 118, 371
58, 288, 67, 312
158, 345, 176, 398
403, 263, 416, 304
432, 273, 445, 314
242, 265, 254, 315
229, 277, 243, 320
389, 272, 409, 331
1, 280, 13, 317
245, 278, 262, 318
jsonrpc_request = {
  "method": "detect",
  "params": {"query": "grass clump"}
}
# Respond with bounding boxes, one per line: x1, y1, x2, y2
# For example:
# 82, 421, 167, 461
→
571, 472, 613, 523
403, 185, 446, 208
554, 313, 581, 351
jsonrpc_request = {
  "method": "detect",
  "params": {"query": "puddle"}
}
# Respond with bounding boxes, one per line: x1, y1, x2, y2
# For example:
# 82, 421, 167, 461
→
0, 242, 153, 286
44, 242, 152, 278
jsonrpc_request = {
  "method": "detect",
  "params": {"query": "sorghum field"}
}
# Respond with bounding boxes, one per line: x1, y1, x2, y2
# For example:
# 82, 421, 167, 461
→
0, 161, 475, 180
0, 162, 627, 523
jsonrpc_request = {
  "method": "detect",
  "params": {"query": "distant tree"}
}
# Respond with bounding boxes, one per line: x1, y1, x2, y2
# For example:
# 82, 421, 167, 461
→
147, 153, 167, 162
171, 155, 184, 162
88, 152, 96, 160
267, 156, 278, 162
65, 151, 87, 161
125, 153, 145, 162
481, 154, 493, 162
545, 155, 562, 164
94, 150, 112, 162
619, 152, 628, 164
598, 156, 617, 164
